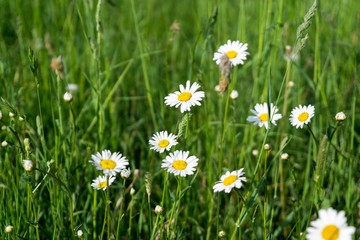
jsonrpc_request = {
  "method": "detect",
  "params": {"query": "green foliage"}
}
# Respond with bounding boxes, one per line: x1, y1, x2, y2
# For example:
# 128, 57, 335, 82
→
0, 0, 359, 239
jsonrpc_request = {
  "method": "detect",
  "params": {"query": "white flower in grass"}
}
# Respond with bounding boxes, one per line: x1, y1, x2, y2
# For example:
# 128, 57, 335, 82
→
164, 80, 205, 113
213, 169, 246, 193
91, 175, 115, 191
306, 208, 355, 240
335, 112, 346, 121
246, 102, 282, 129
161, 150, 199, 177
90, 150, 129, 176
230, 90, 239, 99
213, 40, 249, 66
149, 131, 178, 153
289, 104, 315, 129
23, 160, 34, 172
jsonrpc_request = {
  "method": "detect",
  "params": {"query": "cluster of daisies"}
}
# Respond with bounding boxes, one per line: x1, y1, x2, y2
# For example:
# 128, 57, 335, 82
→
212, 40, 355, 239
149, 81, 204, 177
246, 102, 315, 129
89, 150, 130, 190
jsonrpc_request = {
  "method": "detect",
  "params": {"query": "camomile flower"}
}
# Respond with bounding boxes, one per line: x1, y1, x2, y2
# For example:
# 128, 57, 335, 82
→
213, 169, 246, 193
149, 131, 178, 153
90, 150, 129, 176
289, 104, 315, 128
165, 80, 205, 113
161, 150, 199, 177
246, 102, 282, 129
306, 208, 355, 240
213, 40, 249, 66
91, 175, 115, 191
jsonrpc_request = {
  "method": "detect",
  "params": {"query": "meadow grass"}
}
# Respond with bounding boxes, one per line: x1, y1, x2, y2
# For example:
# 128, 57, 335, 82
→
0, 0, 359, 239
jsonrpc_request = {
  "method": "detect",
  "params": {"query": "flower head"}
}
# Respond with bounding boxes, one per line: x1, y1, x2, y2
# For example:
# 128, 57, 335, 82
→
90, 150, 129, 176
63, 92, 73, 102
306, 208, 355, 240
289, 104, 315, 128
213, 40, 249, 66
5, 225, 14, 233
91, 175, 115, 191
335, 112, 346, 121
161, 150, 199, 177
246, 103, 282, 129
149, 131, 178, 153
120, 168, 131, 179
23, 160, 34, 172
155, 205, 163, 215
230, 90, 239, 99
164, 80, 205, 113
213, 169, 246, 193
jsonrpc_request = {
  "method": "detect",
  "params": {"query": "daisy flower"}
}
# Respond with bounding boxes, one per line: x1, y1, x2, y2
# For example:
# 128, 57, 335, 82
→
161, 150, 199, 177
213, 169, 246, 193
289, 104, 315, 128
149, 131, 178, 153
164, 80, 205, 113
91, 175, 115, 191
90, 150, 129, 176
306, 208, 355, 240
213, 40, 249, 66
246, 102, 282, 129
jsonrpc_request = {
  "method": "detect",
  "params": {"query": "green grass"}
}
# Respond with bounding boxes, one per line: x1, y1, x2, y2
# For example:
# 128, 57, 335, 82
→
0, 0, 359, 239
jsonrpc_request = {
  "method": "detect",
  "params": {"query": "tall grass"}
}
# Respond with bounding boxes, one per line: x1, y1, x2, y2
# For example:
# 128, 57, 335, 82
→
0, 0, 359, 239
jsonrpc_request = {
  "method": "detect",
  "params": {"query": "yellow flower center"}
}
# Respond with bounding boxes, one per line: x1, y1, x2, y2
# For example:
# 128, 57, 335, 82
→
178, 92, 192, 102
223, 175, 237, 186
226, 50, 238, 59
98, 181, 108, 189
321, 224, 339, 240
172, 160, 187, 170
158, 139, 170, 148
298, 112, 309, 122
100, 159, 116, 170
259, 113, 269, 122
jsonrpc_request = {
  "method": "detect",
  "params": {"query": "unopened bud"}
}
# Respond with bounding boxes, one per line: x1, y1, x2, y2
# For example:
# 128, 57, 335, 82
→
5, 225, 14, 233
130, 188, 135, 195
24, 138, 30, 152
335, 112, 346, 121
1, 140, 8, 147
23, 160, 34, 172
218, 230, 226, 238
281, 153, 289, 160
63, 92, 73, 102
120, 168, 131, 179
155, 205, 163, 215
9, 112, 15, 118
230, 90, 239, 99
76, 229, 83, 238
263, 144, 271, 151
252, 149, 259, 156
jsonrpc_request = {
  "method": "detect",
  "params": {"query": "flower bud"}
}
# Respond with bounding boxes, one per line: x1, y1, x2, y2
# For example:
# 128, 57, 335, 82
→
63, 92, 73, 102
155, 205, 163, 215
9, 112, 15, 118
1, 140, 8, 147
5, 225, 14, 233
120, 168, 131, 179
335, 112, 346, 121
230, 90, 239, 99
281, 153, 289, 160
130, 188, 135, 196
263, 143, 271, 151
76, 229, 83, 238
218, 230, 226, 238
23, 160, 34, 172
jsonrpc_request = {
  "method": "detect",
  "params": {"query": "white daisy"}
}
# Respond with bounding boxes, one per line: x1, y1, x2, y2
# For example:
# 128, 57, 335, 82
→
164, 80, 205, 113
213, 169, 246, 193
90, 150, 129, 176
246, 102, 282, 129
149, 131, 178, 153
213, 40, 249, 66
161, 150, 199, 177
289, 104, 315, 128
91, 175, 115, 191
306, 208, 355, 240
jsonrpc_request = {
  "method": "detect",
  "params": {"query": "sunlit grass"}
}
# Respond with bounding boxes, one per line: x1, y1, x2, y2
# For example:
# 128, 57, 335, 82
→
0, 0, 359, 239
